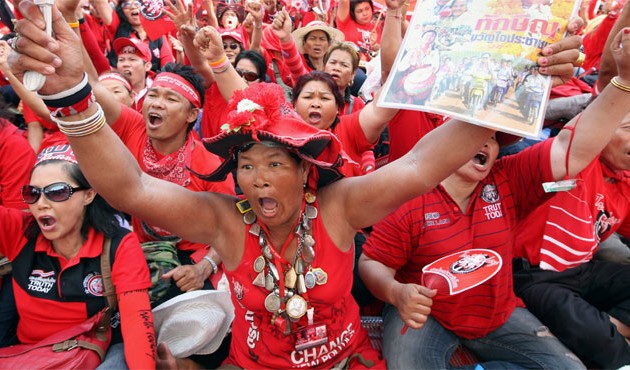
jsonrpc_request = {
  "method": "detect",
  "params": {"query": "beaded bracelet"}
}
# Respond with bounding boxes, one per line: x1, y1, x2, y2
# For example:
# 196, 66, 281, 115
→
611, 76, 630, 93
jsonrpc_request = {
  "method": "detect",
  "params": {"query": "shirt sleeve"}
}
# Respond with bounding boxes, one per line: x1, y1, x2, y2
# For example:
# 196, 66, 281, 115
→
362, 200, 417, 270
0, 128, 36, 209
112, 232, 152, 293
0, 207, 28, 259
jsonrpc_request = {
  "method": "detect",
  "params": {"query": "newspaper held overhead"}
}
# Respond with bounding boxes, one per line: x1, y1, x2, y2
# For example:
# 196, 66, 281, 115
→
378, 0, 581, 138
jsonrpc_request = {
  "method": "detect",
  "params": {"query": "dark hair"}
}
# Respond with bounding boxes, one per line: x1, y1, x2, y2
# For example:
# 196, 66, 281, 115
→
235, 50, 268, 81
25, 161, 122, 240
349, 0, 374, 22
159, 63, 206, 107
292, 71, 345, 111
303, 29, 332, 50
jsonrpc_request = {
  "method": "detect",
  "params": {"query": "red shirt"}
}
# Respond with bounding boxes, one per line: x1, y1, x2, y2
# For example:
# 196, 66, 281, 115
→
112, 106, 234, 256
334, 112, 374, 175
363, 139, 554, 339
84, 13, 113, 55
200, 83, 230, 138
0, 208, 150, 344
223, 200, 384, 368
21, 103, 69, 153
514, 158, 630, 270
0, 122, 35, 209
335, 15, 382, 61
387, 110, 445, 162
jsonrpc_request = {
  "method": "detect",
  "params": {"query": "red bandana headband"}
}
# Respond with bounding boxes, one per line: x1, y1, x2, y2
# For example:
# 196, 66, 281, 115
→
99, 73, 133, 92
36, 144, 78, 166
152, 72, 201, 108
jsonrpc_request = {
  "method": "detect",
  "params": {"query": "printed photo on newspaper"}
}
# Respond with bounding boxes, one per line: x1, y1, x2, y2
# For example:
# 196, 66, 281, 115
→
378, 0, 580, 138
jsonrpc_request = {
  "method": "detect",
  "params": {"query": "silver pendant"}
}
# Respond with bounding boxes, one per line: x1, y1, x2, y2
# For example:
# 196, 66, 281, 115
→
286, 294, 308, 319
259, 234, 266, 248
295, 259, 305, 275
249, 223, 261, 236
297, 273, 307, 294
265, 273, 275, 291
262, 245, 273, 260
304, 271, 316, 289
285, 267, 297, 289
312, 268, 328, 285
252, 271, 266, 287
243, 211, 256, 225
268, 262, 280, 281
305, 205, 318, 219
253, 256, 266, 272
303, 234, 315, 249
264, 293, 281, 313
302, 245, 315, 264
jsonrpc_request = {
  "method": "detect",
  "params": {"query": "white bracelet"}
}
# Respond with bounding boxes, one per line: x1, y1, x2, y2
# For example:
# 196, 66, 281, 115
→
202, 256, 218, 275
38, 72, 88, 101
49, 103, 103, 127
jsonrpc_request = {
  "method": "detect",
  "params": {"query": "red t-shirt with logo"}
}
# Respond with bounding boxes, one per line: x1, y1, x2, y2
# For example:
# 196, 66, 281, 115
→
335, 14, 382, 61
363, 139, 554, 339
0, 209, 150, 344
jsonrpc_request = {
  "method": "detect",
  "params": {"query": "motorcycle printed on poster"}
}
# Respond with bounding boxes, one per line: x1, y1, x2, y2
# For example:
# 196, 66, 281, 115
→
378, 0, 580, 138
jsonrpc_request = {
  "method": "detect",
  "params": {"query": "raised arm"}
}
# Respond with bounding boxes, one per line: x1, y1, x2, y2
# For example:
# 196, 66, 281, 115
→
9, 1, 241, 263
271, 8, 309, 84
246, 0, 264, 52
194, 26, 247, 101
380, 0, 405, 82
323, 34, 584, 231
550, 27, 630, 180
336, 0, 350, 23
357, 88, 398, 143
598, 1, 630, 92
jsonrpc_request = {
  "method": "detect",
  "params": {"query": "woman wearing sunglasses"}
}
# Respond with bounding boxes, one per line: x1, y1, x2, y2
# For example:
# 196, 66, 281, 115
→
0, 145, 156, 368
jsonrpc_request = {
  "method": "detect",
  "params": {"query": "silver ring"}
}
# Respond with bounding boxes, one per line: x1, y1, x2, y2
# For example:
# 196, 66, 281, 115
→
8, 34, 20, 53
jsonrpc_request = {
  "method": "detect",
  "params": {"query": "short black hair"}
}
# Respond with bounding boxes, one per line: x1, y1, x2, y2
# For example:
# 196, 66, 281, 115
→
235, 50, 268, 81
160, 62, 206, 107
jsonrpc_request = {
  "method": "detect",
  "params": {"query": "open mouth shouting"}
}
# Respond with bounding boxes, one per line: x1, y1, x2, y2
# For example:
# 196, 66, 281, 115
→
147, 112, 164, 129
258, 197, 279, 218
306, 110, 322, 126
37, 215, 57, 232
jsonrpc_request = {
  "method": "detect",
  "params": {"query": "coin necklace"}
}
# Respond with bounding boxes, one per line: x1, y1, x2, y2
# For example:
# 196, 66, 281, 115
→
244, 191, 326, 335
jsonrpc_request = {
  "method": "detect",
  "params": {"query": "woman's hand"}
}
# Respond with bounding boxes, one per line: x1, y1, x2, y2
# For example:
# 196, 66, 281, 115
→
392, 282, 436, 330
610, 27, 630, 84
161, 264, 208, 292
164, 0, 196, 30
385, 0, 406, 11
194, 26, 225, 62
271, 8, 293, 43
8, 0, 84, 94
537, 18, 584, 87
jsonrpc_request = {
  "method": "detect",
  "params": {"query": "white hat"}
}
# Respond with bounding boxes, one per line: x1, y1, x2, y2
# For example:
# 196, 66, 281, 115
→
152, 290, 234, 358
291, 21, 345, 53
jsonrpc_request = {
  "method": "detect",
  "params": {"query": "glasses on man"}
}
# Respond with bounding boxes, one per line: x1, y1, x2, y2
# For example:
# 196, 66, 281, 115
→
223, 43, 240, 51
122, 1, 142, 9
235, 68, 259, 82
22, 182, 87, 204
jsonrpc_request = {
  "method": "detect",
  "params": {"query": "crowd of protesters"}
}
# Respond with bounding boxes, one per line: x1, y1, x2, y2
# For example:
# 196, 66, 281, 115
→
2, 0, 630, 368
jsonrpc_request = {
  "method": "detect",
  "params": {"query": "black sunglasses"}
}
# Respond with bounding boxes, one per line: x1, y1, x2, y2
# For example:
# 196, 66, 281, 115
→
223, 43, 240, 51
235, 68, 259, 82
22, 182, 87, 205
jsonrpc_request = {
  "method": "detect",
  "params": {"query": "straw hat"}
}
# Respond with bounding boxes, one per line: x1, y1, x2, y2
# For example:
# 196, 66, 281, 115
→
291, 21, 345, 53
152, 290, 234, 358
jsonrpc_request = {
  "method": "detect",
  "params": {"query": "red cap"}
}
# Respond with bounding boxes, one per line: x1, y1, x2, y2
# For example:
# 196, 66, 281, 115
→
113, 37, 152, 62
220, 30, 244, 44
